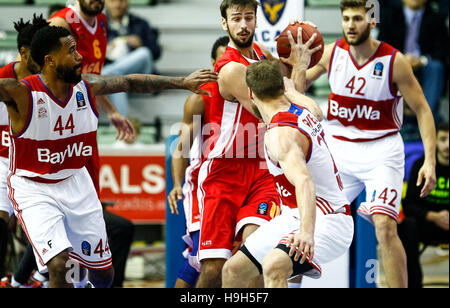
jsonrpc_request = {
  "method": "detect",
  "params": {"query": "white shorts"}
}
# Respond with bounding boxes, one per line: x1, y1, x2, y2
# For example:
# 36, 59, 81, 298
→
0, 157, 13, 217
327, 133, 405, 224
243, 206, 354, 279
8, 167, 112, 273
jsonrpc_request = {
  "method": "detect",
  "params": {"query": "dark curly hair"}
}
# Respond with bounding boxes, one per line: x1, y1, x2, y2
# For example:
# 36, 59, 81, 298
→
14, 13, 50, 51
31, 26, 71, 67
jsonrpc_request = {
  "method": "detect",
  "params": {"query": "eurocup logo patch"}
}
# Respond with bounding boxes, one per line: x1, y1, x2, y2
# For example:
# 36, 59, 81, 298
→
261, 0, 287, 26
257, 202, 269, 215
373, 62, 384, 77
76, 91, 86, 108
82, 241, 91, 256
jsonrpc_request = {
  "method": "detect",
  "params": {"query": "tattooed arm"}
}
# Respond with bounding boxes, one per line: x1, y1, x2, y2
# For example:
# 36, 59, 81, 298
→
83, 69, 218, 97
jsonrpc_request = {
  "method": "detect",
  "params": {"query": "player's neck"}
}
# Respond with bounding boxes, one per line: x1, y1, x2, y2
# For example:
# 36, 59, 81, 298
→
257, 96, 290, 125
231, 41, 256, 59
39, 70, 72, 102
348, 37, 380, 65
74, 2, 97, 27
14, 61, 32, 80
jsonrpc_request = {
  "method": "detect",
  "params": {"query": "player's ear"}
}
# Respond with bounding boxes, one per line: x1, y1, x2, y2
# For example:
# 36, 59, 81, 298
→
221, 17, 228, 31
19, 46, 27, 60
44, 54, 54, 68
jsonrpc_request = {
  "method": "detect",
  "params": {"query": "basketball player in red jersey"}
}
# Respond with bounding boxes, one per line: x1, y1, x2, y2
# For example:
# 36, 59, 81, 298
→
303, 0, 436, 287
0, 25, 216, 288
168, 36, 229, 288
50, 0, 135, 141
195, 0, 321, 288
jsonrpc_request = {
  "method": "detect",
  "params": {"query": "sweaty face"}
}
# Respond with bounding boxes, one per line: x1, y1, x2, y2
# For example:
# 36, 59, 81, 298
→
342, 8, 372, 46
55, 36, 83, 84
224, 5, 256, 49
79, 0, 105, 16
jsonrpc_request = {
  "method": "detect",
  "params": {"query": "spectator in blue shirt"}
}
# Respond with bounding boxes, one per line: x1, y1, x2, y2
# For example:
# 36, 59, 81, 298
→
103, 0, 162, 117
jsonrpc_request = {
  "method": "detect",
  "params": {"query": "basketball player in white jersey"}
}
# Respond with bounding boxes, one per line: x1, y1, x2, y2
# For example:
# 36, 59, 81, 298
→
303, 0, 437, 287
0, 25, 216, 288
222, 60, 353, 288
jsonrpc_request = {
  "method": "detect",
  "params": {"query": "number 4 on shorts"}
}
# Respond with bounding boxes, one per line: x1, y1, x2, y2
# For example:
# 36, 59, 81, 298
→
94, 238, 110, 258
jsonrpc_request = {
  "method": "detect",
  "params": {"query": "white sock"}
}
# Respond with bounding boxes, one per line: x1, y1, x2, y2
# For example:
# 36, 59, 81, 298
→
10, 276, 21, 287
288, 282, 302, 288
32, 271, 48, 282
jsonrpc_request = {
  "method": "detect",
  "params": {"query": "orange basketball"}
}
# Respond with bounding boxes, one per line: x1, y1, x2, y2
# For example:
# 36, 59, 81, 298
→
276, 22, 324, 68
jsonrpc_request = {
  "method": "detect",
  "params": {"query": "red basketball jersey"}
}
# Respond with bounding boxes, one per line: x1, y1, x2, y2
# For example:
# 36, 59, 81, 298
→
202, 43, 266, 160
51, 6, 107, 75
0, 62, 17, 158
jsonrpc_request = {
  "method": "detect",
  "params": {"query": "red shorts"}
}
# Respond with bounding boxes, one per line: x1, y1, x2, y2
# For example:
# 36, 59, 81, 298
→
197, 158, 280, 261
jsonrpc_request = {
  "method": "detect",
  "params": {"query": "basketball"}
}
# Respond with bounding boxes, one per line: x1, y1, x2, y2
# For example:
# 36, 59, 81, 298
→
276, 22, 324, 68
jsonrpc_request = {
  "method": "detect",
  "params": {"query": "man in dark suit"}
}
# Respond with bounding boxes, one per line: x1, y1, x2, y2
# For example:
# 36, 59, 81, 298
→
378, 0, 448, 124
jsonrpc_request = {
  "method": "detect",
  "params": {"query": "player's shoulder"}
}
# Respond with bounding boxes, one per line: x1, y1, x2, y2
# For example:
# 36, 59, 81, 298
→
0, 61, 16, 79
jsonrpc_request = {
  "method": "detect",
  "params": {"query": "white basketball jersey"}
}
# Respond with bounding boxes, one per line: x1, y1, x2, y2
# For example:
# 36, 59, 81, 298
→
327, 39, 403, 142
9, 74, 98, 182
265, 104, 349, 215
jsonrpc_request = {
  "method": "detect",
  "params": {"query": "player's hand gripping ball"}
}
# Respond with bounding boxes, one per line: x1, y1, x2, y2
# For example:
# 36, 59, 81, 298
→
276, 22, 324, 69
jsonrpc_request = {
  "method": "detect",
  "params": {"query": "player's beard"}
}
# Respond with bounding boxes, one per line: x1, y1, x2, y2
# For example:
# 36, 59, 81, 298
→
56, 63, 82, 84
344, 23, 371, 46
79, 0, 104, 16
228, 27, 254, 49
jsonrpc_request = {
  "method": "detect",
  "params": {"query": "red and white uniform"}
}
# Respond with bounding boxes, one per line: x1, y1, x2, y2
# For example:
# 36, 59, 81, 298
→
0, 61, 16, 217
197, 44, 280, 261
182, 129, 202, 234
326, 39, 405, 223
51, 6, 107, 75
51, 5, 108, 195
8, 75, 111, 272
244, 104, 354, 278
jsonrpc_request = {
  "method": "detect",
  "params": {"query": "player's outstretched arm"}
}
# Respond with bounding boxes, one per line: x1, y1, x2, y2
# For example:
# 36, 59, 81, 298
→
83, 69, 218, 97
0, 78, 30, 134
266, 126, 316, 264
393, 52, 437, 198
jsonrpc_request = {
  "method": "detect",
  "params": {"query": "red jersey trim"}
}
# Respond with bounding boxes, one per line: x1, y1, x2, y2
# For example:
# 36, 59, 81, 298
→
328, 39, 340, 79
388, 49, 399, 98
37, 74, 74, 109
339, 39, 386, 71
82, 79, 99, 118
332, 130, 398, 143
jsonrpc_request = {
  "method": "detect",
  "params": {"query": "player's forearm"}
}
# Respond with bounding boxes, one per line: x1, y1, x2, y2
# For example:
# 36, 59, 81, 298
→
415, 105, 437, 165
171, 156, 189, 188
96, 95, 118, 115
291, 64, 308, 94
295, 176, 316, 234
124, 74, 186, 93
84, 73, 186, 96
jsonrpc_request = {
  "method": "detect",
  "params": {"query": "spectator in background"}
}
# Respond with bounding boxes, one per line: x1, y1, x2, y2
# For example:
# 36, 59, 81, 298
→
398, 122, 449, 288
48, 4, 66, 18
103, 0, 162, 117
378, 0, 448, 126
